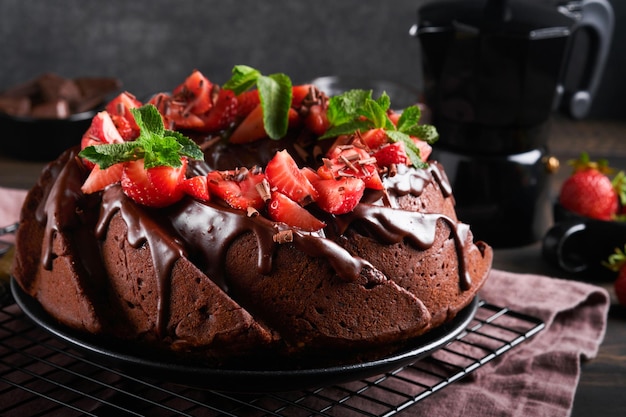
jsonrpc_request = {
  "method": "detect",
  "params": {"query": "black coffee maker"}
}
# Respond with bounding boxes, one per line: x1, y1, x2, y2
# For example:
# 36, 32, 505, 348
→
413, 0, 613, 247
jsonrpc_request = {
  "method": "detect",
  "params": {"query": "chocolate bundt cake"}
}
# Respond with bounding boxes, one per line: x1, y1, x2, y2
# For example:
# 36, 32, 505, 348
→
12, 67, 492, 366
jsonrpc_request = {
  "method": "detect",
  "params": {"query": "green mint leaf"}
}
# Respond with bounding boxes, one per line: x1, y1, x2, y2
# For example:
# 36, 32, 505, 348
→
319, 119, 373, 140
257, 73, 292, 140
396, 105, 438, 144
131, 105, 164, 138
375, 92, 391, 113
142, 134, 184, 169
223, 65, 293, 140
79, 141, 141, 169
166, 130, 205, 160
408, 124, 439, 144
223, 65, 261, 95
357, 97, 391, 130
396, 105, 421, 132
326, 89, 372, 126
385, 130, 428, 169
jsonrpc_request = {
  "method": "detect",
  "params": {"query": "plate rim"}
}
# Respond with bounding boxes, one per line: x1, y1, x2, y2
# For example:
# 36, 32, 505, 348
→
11, 277, 478, 392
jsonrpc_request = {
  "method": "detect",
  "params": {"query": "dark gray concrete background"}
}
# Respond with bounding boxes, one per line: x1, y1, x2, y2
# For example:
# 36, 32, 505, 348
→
1, 0, 624, 120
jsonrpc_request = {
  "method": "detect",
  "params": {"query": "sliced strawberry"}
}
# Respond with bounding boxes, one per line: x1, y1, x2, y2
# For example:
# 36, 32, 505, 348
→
312, 177, 365, 215
200, 88, 238, 132
229, 104, 266, 144
321, 145, 383, 190
361, 128, 388, 150
121, 159, 187, 208
172, 69, 213, 114
180, 175, 210, 202
412, 138, 432, 162
81, 162, 124, 194
162, 99, 206, 130
373, 142, 408, 167
237, 168, 268, 210
206, 168, 266, 211
234, 90, 260, 119
81, 111, 125, 150
301, 167, 322, 183
105, 92, 142, 140
268, 191, 325, 232
291, 84, 314, 108
265, 150, 318, 205
80, 111, 126, 169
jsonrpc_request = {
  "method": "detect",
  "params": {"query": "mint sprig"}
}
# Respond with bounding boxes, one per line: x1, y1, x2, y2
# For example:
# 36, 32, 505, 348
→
78, 104, 203, 169
223, 65, 292, 140
320, 89, 438, 169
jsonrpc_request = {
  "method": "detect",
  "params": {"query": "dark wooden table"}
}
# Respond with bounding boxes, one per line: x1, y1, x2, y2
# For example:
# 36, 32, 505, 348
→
1, 115, 625, 415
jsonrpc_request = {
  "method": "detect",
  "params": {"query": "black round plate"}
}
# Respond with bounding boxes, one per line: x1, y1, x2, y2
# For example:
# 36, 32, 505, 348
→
11, 278, 478, 392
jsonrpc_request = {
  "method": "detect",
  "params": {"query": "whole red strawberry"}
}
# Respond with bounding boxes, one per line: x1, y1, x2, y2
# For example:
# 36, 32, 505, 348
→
559, 153, 619, 221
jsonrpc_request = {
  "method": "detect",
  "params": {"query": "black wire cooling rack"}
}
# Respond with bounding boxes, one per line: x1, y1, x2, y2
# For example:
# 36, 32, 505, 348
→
0, 297, 544, 417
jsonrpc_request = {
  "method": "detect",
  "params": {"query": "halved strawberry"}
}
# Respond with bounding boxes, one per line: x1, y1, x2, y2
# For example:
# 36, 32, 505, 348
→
81, 162, 124, 194
121, 158, 187, 208
180, 175, 210, 202
265, 150, 318, 205
206, 168, 266, 211
373, 142, 408, 167
267, 191, 325, 232
200, 88, 238, 132
312, 177, 365, 215
105, 92, 142, 140
172, 69, 213, 114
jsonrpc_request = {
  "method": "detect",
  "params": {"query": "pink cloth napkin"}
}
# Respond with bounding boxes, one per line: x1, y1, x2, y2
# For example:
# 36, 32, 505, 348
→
404, 269, 610, 417
0, 186, 27, 243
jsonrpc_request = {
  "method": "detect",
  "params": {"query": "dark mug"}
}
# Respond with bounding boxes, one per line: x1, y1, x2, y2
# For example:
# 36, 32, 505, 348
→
542, 204, 626, 280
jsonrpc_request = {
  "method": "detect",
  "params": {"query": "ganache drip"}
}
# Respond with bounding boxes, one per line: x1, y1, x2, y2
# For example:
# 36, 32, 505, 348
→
167, 200, 375, 289
36, 151, 90, 270
97, 186, 187, 336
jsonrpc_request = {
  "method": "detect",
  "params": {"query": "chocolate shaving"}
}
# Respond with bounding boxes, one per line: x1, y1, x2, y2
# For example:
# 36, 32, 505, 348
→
340, 155, 359, 173
247, 207, 259, 217
293, 143, 309, 161
273, 230, 294, 244
256, 179, 272, 202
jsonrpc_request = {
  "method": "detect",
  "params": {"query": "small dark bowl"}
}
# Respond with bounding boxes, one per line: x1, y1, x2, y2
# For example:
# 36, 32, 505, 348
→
0, 109, 96, 161
542, 203, 626, 280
